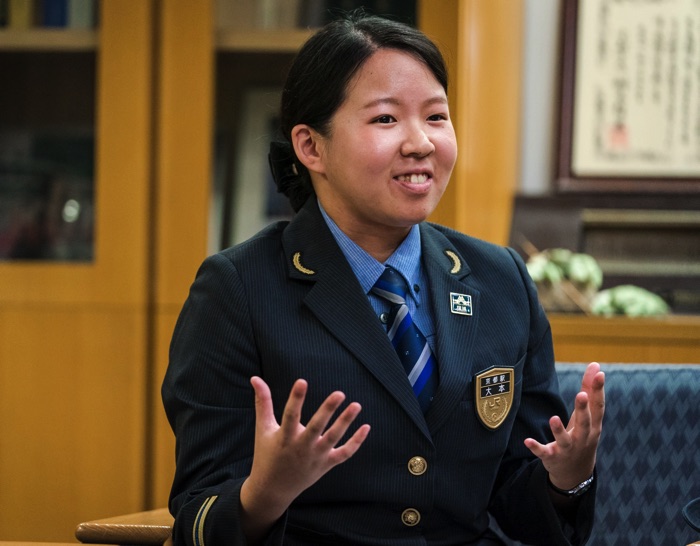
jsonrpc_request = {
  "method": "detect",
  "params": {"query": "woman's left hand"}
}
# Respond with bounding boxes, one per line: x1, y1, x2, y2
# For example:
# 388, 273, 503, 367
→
524, 362, 606, 490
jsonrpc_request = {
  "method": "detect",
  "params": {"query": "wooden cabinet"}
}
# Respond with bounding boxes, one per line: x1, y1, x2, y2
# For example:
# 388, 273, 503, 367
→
0, 1, 154, 541
550, 314, 700, 364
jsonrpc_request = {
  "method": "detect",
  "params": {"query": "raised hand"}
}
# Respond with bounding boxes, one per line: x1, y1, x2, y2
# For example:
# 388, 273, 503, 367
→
524, 362, 605, 490
240, 377, 371, 541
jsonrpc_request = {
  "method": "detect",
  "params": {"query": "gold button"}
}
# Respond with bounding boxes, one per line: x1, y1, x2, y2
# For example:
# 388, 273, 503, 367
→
401, 508, 421, 526
407, 456, 427, 476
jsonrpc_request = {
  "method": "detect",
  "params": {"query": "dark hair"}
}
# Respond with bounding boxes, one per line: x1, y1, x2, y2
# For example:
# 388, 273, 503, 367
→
268, 12, 449, 212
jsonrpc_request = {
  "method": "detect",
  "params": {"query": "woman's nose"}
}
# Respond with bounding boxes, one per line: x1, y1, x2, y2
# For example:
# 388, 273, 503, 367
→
401, 125, 435, 158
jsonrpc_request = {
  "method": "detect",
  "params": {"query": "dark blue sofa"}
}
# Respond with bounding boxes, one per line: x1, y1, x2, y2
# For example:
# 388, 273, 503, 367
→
499, 363, 700, 545
545, 363, 700, 545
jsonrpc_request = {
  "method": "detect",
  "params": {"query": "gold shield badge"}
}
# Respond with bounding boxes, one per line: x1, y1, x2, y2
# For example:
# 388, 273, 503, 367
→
475, 367, 514, 430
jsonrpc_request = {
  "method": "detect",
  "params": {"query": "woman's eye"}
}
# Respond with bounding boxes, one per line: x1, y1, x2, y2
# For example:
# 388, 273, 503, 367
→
428, 114, 447, 122
373, 115, 396, 124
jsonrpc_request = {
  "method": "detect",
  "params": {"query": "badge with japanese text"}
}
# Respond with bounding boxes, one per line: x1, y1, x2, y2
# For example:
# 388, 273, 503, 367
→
475, 367, 514, 430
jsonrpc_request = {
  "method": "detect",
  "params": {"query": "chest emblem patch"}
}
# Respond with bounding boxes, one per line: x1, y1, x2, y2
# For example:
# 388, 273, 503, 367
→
450, 292, 472, 315
475, 367, 514, 430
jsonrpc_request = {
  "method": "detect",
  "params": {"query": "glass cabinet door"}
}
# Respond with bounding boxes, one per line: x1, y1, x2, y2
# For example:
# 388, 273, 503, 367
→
0, 1, 98, 261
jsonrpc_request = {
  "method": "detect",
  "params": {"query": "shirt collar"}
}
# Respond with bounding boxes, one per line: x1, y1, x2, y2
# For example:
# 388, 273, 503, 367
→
318, 199, 422, 297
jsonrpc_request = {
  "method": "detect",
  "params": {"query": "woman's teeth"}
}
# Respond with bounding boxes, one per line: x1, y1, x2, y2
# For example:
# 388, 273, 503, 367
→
396, 174, 428, 183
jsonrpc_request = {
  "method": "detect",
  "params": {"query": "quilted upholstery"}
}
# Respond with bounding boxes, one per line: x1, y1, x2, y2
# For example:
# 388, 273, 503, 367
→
497, 363, 700, 545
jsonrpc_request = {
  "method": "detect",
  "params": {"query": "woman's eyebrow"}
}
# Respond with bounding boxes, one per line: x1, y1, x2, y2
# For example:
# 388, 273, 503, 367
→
361, 95, 448, 110
361, 97, 401, 109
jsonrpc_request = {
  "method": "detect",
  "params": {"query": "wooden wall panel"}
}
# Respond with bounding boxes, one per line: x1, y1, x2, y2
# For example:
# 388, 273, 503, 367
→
150, 0, 214, 507
0, 307, 146, 542
155, 0, 214, 305
151, 308, 180, 509
421, 0, 523, 246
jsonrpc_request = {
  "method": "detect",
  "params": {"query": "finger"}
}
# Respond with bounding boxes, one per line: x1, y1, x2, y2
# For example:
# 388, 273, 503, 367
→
549, 415, 573, 449
576, 368, 605, 428
318, 401, 363, 448
250, 376, 278, 430
328, 423, 371, 466
580, 362, 601, 394
524, 437, 551, 459
566, 364, 598, 434
279, 379, 308, 440
590, 371, 606, 425
572, 391, 592, 435
303, 391, 347, 441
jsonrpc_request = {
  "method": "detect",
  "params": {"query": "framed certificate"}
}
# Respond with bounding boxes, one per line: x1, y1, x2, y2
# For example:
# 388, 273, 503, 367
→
557, 0, 700, 192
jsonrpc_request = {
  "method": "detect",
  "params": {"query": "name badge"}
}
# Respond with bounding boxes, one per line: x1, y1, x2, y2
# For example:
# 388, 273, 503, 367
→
475, 367, 514, 430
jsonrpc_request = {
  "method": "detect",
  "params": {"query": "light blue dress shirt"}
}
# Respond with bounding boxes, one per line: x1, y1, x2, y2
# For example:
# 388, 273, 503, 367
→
318, 200, 436, 349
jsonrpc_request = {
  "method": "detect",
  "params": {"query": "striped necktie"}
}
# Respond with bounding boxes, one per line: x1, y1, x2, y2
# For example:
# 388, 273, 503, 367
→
372, 266, 437, 413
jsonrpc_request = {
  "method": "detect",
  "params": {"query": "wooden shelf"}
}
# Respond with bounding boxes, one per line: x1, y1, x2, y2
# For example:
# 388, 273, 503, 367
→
549, 313, 700, 364
216, 28, 315, 52
0, 29, 97, 51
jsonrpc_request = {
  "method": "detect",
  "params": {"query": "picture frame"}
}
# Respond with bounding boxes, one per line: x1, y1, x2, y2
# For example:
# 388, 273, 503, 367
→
226, 87, 294, 246
556, 0, 700, 193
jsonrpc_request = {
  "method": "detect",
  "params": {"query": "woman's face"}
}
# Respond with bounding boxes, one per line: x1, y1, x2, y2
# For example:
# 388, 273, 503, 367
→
311, 48, 458, 242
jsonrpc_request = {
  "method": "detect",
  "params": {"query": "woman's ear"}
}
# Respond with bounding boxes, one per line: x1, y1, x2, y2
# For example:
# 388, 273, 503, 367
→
291, 124, 326, 175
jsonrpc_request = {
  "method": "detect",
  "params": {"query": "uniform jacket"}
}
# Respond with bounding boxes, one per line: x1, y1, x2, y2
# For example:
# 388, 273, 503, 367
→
162, 198, 595, 546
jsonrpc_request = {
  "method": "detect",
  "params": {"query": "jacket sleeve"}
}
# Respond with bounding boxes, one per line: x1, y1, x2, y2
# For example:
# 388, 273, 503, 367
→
487, 248, 596, 546
161, 253, 286, 546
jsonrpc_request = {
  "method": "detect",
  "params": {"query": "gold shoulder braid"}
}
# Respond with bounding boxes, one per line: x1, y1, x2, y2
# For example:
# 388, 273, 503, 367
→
292, 252, 315, 275
445, 250, 461, 274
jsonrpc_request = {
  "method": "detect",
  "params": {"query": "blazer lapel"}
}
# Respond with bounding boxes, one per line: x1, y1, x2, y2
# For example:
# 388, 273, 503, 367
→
420, 224, 481, 434
282, 200, 430, 439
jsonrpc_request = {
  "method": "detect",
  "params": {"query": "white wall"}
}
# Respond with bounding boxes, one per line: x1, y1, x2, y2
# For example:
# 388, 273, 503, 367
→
519, 0, 563, 194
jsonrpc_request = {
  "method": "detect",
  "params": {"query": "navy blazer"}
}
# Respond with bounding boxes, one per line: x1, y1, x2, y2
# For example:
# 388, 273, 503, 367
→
162, 198, 595, 545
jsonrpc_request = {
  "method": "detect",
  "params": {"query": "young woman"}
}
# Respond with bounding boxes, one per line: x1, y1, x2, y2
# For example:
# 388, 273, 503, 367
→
163, 12, 605, 546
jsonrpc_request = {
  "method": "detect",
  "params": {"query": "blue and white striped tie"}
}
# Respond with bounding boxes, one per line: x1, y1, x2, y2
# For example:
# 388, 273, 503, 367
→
372, 266, 437, 413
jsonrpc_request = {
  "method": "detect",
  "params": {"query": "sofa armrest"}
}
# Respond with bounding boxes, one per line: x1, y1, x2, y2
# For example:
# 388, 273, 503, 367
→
75, 507, 173, 545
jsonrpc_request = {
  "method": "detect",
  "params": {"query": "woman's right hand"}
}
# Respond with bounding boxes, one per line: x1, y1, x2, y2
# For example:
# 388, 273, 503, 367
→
240, 377, 371, 542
